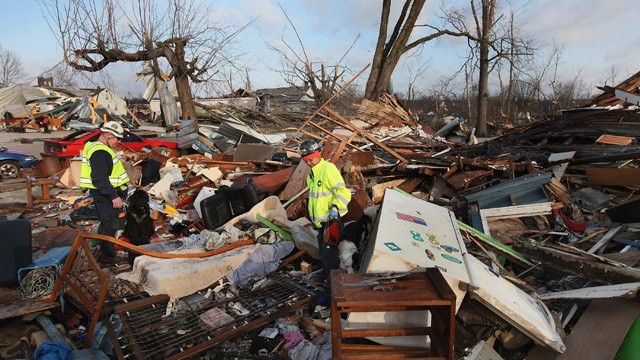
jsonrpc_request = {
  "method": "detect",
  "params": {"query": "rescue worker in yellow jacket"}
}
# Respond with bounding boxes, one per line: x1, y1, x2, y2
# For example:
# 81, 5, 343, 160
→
80, 121, 130, 261
300, 139, 351, 281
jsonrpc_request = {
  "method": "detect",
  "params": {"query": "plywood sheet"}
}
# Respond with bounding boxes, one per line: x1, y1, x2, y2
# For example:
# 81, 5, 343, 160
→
595, 134, 634, 145
557, 299, 640, 360
586, 168, 640, 186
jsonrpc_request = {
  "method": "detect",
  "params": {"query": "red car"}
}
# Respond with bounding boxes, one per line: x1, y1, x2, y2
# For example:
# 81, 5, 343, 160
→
42, 129, 178, 158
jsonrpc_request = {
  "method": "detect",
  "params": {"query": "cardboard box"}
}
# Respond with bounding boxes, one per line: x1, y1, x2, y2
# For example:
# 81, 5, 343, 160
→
300, 261, 312, 274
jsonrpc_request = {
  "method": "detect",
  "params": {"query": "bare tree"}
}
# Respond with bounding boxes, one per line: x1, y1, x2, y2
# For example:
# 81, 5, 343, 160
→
0, 45, 25, 86
434, 0, 534, 136
41, 0, 248, 121
40, 61, 80, 88
365, 0, 465, 101
403, 52, 431, 103
599, 65, 619, 87
265, 4, 359, 107
495, 4, 535, 126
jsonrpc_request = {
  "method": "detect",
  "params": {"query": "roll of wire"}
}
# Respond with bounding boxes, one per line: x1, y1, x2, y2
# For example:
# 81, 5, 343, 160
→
17, 267, 57, 299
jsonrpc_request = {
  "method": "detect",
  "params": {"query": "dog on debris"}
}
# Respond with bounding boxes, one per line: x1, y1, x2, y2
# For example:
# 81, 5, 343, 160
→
338, 216, 373, 273
123, 189, 155, 265
338, 239, 357, 273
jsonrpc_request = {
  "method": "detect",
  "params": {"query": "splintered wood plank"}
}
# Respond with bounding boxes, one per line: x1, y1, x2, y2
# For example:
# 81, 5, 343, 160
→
557, 299, 640, 360
371, 179, 405, 203
595, 134, 634, 145
32, 227, 80, 252
249, 166, 295, 195
0, 289, 59, 320
397, 177, 423, 194
445, 170, 493, 190
481, 202, 552, 220
278, 161, 310, 201
548, 177, 571, 204
586, 168, 640, 186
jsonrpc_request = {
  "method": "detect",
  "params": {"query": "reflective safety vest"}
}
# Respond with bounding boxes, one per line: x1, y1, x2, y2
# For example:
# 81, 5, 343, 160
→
79, 141, 130, 189
306, 158, 351, 227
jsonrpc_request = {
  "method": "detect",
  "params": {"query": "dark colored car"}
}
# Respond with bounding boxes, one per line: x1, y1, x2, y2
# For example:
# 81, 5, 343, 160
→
0, 147, 37, 178
42, 129, 178, 158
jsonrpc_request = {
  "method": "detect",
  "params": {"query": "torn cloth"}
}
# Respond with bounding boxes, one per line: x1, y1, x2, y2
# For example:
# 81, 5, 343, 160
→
117, 244, 259, 299
226, 241, 294, 288
553, 208, 587, 234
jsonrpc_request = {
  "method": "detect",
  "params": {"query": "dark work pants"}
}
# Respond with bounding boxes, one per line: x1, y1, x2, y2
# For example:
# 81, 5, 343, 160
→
91, 190, 126, 258
317, 222, 340, 278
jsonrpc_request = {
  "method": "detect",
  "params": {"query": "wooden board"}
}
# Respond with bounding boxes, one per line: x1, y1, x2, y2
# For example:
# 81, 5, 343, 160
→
557, 299, 640, 360
595, 134, 634, 146
277, 161, 310, 201
32, 227, 80, 252
0, 289, 59, 320
586, 168, 640, 186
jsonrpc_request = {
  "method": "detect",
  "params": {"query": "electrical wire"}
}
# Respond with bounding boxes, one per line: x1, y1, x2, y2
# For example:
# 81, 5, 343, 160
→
17, 267, 57, 299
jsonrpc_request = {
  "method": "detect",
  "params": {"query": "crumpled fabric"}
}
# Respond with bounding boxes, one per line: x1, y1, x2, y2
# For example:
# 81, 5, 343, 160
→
226, 242, 294, 288
218, 225, 245, 244
288, 331, 333, 360
175, 226, 246, 251
311, 331, 333, 360
553, 208, 587, 235
288, 339, 319, 360
34, 342, 72, 360
283, 331, 305, 351
255, 228, 278, 243
175, 233, 207, 250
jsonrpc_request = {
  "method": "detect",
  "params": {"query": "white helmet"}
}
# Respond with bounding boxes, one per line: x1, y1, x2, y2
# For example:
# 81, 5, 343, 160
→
101, 121, 124, 138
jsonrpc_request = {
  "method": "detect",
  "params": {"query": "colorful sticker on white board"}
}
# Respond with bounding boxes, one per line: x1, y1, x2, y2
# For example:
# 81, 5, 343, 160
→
427, 233, 439, 246
425, 248, 436, 261
384, 242, 401, 251
396, 212, 427, 226
440, 244, 459, 253
410, 230, 424, 242
441, 253, 462, 264
436, 265, 448, 272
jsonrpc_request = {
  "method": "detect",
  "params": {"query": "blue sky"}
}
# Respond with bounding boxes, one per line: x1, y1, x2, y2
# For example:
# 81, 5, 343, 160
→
2, 0, 638, 98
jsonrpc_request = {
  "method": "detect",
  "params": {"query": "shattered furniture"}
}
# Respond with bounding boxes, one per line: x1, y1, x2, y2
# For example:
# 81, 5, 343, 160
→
106, 273, 321, 359
330, 269, 455, 360
49, 232, 110, 349
26, 177, 57, 207
0, 219, 32, 287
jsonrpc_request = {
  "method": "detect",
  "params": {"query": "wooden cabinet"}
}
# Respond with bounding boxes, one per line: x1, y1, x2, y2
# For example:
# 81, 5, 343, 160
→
330, 269, 456, 359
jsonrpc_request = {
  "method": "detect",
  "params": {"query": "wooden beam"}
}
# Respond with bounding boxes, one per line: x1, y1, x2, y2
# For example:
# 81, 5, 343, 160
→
323, 107, 408, 163
278, 64, 370, 152
481, 202, 552, 220
586, 168, 640, 187
588, 226, 621, 254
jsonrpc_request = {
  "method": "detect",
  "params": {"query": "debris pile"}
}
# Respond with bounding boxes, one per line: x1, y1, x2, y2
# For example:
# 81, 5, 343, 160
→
1, 84, 640, 360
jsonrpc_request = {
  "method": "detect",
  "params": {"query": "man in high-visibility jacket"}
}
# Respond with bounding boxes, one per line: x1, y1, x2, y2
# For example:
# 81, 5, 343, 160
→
301, 139, 351, 282
80, 121, 130, 261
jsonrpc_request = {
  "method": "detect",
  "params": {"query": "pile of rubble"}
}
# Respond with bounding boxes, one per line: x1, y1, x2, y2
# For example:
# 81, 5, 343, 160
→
1, 87, 640, 360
